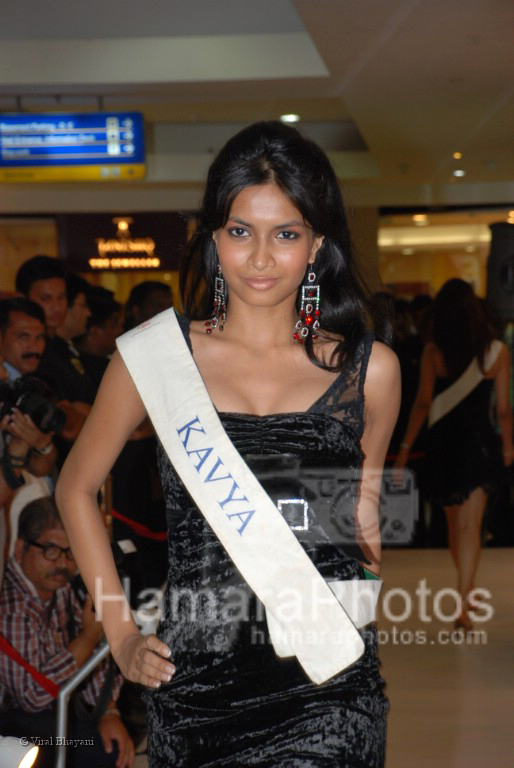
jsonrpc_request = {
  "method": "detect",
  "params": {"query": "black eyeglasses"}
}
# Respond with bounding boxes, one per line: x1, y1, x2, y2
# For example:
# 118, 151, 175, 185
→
26, 540, 75, 562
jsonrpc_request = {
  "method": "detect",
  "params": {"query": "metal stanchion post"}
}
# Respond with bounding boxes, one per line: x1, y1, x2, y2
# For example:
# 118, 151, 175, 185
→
54, 642, 110, 768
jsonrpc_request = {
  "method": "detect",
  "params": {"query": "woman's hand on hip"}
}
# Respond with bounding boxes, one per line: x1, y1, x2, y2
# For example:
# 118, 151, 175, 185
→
113, 632, 176, 688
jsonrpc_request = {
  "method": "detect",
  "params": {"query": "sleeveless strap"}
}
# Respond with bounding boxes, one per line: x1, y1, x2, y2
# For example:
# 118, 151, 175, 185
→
117, 309, 366, 685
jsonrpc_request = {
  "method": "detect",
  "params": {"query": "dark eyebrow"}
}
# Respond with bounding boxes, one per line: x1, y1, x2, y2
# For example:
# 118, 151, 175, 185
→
227, 217, 306, 228
275, 220, 306, 228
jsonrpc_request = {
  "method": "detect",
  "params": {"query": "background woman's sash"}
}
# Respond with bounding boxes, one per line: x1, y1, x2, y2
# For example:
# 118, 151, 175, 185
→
429, 340, 502, 428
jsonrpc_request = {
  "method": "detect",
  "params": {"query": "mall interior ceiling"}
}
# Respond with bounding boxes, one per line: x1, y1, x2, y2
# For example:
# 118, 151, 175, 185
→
1, 0, 514, 215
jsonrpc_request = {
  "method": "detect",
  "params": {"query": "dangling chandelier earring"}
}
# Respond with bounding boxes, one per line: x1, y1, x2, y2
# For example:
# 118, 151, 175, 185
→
205, 262, 227, 334
294, 263, 320, 343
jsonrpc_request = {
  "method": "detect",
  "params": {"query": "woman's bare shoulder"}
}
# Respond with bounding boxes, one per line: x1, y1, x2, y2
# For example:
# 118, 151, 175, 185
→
92, 350, 147, 418
364, 341, 401, 404
366, 340, 400, 380
363, 341, 401, 424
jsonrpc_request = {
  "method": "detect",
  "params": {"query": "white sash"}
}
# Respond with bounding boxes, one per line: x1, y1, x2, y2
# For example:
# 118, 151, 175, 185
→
429, 340, 502, 428
117, 309, 368, 685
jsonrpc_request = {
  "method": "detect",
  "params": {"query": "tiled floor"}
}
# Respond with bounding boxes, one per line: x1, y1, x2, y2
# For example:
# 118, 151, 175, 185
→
133, 547, 513, 767
380, 547, 513, 768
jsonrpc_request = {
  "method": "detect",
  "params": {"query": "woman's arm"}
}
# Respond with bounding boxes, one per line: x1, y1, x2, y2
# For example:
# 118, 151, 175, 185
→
493, 343, 513, 466
55, 351, 175, 688
394, 343, 438, 469
357, 342, 401, 573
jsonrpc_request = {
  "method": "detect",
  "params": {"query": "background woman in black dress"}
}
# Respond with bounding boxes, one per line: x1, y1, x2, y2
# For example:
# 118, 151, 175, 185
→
395, 279, 513, 631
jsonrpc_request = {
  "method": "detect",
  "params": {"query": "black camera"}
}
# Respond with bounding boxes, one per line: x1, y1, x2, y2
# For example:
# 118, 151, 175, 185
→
0, 375, 66, 434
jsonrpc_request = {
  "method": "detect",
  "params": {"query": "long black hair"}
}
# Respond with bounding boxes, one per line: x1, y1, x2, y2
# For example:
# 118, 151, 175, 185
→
180, 121, 373, 371
431, 278, 493, 378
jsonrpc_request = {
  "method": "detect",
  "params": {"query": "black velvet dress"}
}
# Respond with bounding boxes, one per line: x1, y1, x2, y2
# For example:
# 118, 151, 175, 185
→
144, 319, 388, 767
425, 376, 502, 505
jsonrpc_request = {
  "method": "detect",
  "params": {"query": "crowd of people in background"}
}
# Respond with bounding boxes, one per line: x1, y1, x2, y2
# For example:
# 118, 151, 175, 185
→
0, 253, 512, 765
0, 255, 173, 767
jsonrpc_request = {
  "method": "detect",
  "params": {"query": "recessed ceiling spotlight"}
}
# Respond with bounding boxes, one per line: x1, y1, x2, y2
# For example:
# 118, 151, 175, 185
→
453, 169, 466, 177
412, 214, 428, 226
402, 248, 415, 255
453, 151, 463, 159
279, 114, 301, 123
465, 245, 476, 253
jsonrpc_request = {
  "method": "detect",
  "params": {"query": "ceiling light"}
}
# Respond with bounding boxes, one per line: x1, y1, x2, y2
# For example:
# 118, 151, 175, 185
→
465, 245, 476, 253
453, 169, 466, 177
279, 114, 301, 123
452, 151, 462, 159
412, 214, 428, 226
402, 248, 415, 255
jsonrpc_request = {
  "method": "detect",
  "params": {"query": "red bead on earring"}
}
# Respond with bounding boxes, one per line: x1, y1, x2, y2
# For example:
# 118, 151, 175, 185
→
294, 266, 320, 343
205, 263, 227, 334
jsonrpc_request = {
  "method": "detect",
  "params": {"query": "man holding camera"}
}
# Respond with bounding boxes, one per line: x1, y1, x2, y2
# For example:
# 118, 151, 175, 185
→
0, 298, 57, 506
15, 257, 98, 459
0, 496, 134, 767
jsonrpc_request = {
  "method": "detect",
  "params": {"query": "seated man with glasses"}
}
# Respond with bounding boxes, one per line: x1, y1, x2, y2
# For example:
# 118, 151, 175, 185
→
0, 496, 134, 768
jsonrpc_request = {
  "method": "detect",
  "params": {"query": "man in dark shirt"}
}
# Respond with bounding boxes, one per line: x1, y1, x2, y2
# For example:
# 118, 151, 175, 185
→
15, 257, 97, 459
0, 298, 57, 507
75, 294, 123, 389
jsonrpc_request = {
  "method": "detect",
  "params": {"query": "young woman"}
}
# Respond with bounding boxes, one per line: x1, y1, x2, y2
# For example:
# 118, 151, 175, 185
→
394, 278, 513, 631
57, 122, 400, 767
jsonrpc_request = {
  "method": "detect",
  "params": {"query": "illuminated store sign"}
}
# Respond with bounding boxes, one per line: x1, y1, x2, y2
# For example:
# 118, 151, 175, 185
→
0, 112, 145, 182
89, 257, 161, 269
58, 211, 185, 273
89, 217, 160, 269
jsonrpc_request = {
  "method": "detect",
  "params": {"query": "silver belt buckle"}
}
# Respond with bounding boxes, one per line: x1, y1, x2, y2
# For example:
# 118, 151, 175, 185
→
277, 498, 309, 531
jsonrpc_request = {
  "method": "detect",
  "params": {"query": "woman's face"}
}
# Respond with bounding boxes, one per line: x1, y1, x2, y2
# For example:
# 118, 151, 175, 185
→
213, 183, 323, 313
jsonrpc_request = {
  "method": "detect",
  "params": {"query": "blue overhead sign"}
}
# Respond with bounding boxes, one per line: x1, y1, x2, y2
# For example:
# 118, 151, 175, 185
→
0, 111, 145, 181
